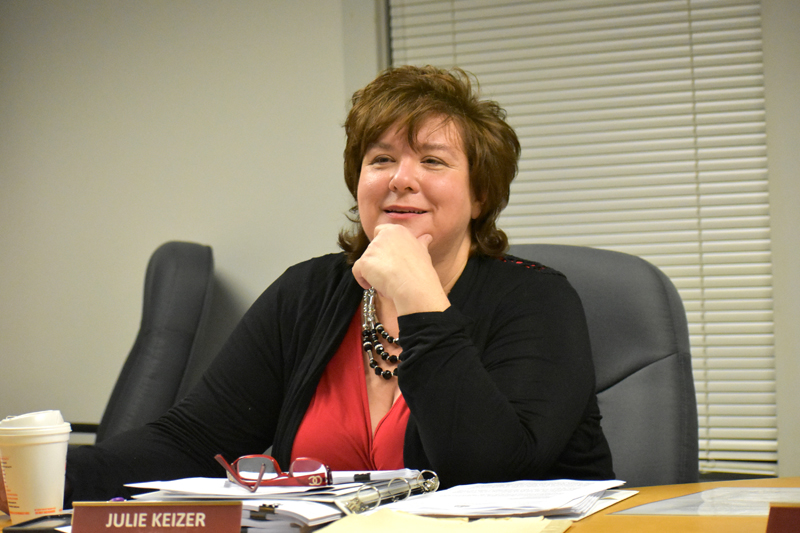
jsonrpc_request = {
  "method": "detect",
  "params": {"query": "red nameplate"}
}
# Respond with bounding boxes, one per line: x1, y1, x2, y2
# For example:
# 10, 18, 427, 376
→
71, 500, 242, 533
766, 503, 800, 533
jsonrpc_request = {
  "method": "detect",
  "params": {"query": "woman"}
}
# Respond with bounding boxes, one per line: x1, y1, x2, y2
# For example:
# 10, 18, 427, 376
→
41, 66, 613, 505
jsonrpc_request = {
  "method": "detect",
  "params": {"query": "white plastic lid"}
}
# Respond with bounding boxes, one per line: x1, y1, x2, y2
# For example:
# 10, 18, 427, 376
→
0, 410, 70, 433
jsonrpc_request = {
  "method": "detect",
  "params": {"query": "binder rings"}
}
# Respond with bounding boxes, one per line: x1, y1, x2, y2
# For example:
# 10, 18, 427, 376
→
334, 470, 440, 514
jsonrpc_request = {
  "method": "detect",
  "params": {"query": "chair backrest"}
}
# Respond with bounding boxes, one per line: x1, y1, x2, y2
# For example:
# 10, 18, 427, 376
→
96, 241, 215, 442
508, 244, 698, 486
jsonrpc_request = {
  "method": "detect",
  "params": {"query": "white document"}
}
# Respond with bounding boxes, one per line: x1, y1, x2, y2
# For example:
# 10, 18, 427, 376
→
127, 477, 327, 498
127, 469, 420, 499
127, 471, 425, 505
575, 489, 638, 519
321, 508, 572, 533
240, 499, 343, 526
382, 478, 626, 518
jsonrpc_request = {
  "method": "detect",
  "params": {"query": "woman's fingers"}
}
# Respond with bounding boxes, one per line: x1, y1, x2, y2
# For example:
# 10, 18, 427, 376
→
355, 225, 432, 293
353, 225, 449, 314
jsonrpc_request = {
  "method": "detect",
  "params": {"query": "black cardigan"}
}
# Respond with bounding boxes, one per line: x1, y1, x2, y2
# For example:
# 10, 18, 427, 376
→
67, 253, 613, 502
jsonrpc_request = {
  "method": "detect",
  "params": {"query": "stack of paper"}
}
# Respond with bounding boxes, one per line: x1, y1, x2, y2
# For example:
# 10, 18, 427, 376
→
239, 500, 342, 531
125, 476, 631, 530
127, 470, 426, 531
382, 479, 629, 520
321, 508, 573, 533
127, 469, 421, 500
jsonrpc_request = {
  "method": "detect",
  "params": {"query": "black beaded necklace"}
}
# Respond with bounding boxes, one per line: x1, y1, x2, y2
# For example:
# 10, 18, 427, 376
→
361, 288, 403, 380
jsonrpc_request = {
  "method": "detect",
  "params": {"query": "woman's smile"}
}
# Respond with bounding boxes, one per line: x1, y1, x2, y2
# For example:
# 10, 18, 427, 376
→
383, 204, 429, 218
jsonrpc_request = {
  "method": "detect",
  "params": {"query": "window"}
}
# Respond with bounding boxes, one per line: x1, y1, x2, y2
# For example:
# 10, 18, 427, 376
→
390, 0, 775, 475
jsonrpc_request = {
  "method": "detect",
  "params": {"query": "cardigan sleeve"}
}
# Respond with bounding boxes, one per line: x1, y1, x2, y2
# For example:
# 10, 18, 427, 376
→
66, 267, 297, 503
397, 266, 612, 487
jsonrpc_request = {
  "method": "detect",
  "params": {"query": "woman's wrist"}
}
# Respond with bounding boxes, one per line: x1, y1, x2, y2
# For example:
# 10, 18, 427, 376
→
394, 288, 450, 316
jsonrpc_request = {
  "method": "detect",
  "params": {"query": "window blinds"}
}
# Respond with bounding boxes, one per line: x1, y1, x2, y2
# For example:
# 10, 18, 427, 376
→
390, 0, 774, 475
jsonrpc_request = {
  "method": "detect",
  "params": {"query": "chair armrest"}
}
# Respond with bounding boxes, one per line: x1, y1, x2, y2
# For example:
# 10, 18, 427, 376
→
69, 422, 99, 434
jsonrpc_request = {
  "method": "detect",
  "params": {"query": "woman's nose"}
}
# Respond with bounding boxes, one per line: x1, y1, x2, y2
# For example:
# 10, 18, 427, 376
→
389, 159, 418, 192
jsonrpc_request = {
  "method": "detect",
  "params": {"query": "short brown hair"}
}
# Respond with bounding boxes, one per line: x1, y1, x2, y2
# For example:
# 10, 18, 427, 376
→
338, 65, 521, 263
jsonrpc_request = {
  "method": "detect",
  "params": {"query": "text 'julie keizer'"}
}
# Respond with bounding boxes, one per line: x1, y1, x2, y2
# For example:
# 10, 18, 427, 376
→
104, 511, 207, 528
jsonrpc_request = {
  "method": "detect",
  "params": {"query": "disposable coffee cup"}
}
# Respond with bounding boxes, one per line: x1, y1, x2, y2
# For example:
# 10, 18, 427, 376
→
0, 410, 71, 525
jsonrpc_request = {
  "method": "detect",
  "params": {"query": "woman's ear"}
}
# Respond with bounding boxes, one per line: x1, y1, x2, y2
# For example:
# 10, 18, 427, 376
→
471, 191, 485, 219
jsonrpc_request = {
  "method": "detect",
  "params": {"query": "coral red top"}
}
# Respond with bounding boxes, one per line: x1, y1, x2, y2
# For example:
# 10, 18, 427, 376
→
290, 311, 409, 470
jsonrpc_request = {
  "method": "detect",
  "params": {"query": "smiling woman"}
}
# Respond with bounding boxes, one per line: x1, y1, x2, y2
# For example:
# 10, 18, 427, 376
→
58, 65, 615, 504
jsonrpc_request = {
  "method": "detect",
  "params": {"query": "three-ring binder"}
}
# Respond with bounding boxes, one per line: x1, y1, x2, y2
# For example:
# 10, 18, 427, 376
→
334, 470, 440, 514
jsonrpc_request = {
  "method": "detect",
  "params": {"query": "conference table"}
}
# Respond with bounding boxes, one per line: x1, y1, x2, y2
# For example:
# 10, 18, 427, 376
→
1, 476, 797, 531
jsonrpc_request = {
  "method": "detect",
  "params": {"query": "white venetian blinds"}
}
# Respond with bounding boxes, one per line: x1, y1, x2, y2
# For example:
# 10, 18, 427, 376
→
389, 0, 774, 475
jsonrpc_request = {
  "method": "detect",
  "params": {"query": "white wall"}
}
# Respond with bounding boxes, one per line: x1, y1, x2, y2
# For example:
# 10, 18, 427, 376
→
763, 0, 800, 476
0, 0, 383, 425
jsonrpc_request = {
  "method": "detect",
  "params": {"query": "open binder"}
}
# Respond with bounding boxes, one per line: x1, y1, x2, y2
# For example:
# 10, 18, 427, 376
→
334, 470, 440, 514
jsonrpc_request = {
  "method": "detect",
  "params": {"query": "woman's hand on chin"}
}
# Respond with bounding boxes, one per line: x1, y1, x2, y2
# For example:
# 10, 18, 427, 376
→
352, 224, 450, 315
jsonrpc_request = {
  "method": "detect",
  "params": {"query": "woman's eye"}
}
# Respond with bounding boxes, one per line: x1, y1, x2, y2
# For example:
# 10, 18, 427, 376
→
423, 157, 444, 166
370, 155, 393, 165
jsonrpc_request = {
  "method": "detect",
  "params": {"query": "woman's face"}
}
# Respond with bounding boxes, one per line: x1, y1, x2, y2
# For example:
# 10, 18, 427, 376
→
357, 117, 481, 266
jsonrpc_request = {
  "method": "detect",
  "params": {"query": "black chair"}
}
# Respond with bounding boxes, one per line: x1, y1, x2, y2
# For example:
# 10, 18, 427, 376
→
72, 241, 215, 443
508, 244, 699, 486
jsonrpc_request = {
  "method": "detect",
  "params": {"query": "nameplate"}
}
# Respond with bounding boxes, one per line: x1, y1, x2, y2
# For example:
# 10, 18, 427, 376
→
71, 500, 242, 533
766, 503, 800, 533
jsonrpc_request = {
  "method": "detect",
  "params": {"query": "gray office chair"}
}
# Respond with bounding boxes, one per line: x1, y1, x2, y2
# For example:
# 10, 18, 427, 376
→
72, 241, 215, 443
508, 244, 699, 487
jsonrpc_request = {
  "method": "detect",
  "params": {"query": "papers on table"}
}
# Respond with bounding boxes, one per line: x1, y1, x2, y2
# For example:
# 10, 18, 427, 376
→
129, 477, 324, 498
587, 489, 639, 518
382, 478, 629, 520
321, 508, 574, 533
127, 469, 421, 500
127, 471, 428, 531
240, 500, 343, 528
129, 480, 348, 531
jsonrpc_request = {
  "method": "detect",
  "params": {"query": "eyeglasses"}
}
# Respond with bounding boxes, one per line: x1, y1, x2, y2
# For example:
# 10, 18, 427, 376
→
214, 454, 332, 493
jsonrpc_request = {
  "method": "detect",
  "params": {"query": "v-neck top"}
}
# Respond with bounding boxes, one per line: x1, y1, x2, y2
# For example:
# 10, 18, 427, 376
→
290, 311, 409, 470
